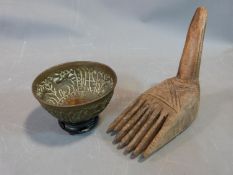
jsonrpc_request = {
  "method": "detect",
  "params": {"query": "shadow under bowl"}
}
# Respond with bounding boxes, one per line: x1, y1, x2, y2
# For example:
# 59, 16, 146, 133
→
32, 61, 117, 134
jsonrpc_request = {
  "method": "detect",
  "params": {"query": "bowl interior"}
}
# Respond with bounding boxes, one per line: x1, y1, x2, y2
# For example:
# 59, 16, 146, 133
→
33, 62, 116, 107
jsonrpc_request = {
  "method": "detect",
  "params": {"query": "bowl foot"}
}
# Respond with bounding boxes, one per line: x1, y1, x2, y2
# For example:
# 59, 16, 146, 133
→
58, 116, 99, 135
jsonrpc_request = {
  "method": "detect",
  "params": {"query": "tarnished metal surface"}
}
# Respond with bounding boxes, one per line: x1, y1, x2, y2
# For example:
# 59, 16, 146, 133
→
32, 61, 117, 123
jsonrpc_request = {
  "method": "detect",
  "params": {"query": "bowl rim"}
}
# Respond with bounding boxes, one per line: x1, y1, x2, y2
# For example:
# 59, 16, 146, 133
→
32, 61, 117, 108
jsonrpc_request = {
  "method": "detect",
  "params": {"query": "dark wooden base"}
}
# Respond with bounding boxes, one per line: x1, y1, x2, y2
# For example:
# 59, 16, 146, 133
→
58, 116, 99, 135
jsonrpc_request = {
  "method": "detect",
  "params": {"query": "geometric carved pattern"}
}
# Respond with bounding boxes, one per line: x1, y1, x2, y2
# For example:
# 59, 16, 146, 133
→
145, 77, 199, 113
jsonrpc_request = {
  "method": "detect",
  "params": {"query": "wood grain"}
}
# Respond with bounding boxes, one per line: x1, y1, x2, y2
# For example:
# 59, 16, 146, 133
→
107, 7, 208, 159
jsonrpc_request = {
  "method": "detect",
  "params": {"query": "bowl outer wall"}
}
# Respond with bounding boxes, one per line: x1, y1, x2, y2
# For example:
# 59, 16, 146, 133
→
41, 90, 114, 123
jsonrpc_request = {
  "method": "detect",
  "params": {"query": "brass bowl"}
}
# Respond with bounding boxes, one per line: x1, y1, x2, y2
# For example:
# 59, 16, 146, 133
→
32, 61, 117, 134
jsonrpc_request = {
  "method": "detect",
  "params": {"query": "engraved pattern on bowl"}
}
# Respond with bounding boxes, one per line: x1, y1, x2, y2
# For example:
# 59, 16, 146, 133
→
32, 61, 117, 123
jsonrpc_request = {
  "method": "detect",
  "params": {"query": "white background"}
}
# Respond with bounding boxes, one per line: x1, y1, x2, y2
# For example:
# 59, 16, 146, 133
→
0, 0, 233, 175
